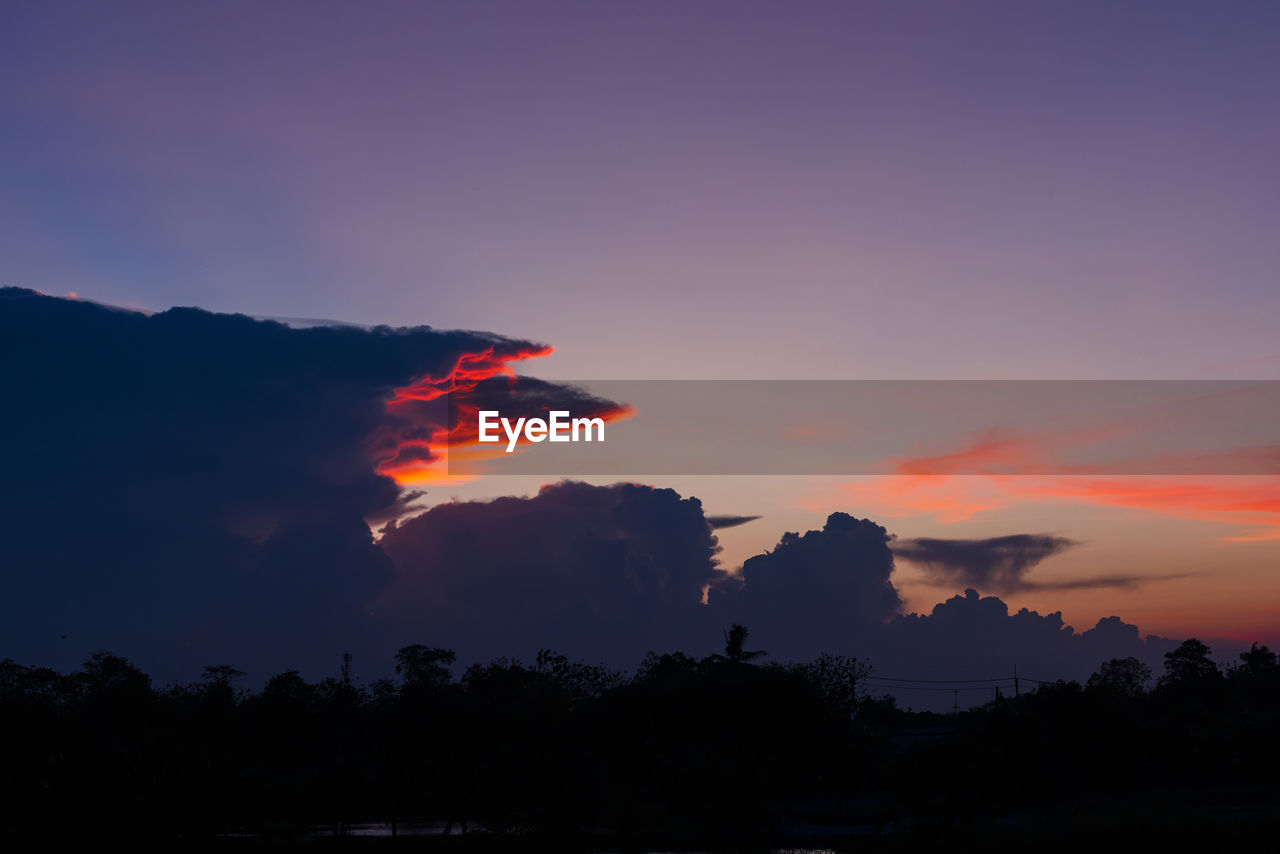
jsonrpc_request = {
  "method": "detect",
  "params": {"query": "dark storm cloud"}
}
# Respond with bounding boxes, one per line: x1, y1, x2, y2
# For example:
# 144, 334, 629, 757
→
707, 512, 903, 660
892, 533, 1096, 593
373, 495, 1184, 699
701, 516, 1182, 706
1020, 573, 1188, 591
0, 289, 1199, 698
0, 288, 593, 681
374, 481, 724, 664
869, 589, 1179, 707
705, 514, 761, 530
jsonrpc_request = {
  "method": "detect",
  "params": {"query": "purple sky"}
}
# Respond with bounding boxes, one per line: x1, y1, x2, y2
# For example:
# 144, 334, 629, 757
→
3, 1, 1278, 646
5, 1, 1278, 380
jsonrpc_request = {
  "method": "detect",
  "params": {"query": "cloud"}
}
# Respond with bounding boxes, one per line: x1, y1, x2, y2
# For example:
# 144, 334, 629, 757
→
371, 496, 1189, 703
825, 473, 1280, 536
375, 481, 724, 664
374, 364, 633, 485
811, 475, 1010, 523
708, 512, 902, 660
0, 288, 622, 680
892, 533, 1087, 593
705, 514, 761, 530
702, 517, 1185, 709
0, 290, 1232, 705
870, 589, 1179, 706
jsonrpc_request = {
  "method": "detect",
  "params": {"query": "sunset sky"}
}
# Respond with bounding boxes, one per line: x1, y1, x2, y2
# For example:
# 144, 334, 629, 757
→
3, 1, 1278, 681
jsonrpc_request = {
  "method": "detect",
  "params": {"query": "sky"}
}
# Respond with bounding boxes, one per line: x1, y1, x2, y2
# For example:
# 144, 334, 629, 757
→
2, 1, 1278, 696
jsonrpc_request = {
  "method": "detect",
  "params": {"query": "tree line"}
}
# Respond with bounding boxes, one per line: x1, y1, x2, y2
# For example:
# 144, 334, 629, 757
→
2, 628, 1277, 847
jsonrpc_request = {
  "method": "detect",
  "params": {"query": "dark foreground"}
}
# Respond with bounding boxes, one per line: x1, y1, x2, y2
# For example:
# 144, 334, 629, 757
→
4, 637, 1279, 849
13, 808, 1280, 854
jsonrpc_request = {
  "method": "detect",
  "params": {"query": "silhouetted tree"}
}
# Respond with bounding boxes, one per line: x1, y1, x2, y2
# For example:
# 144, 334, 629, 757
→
1237, 642, 1277, 676
1229, 642, 1280, 733
199, 663, 246, 706
394, 645, 456, 691
711, 624, 766, 664
534, 649, 622, 706
635, 650, 701, 682
789, 652, 869, 716
1158, 638, 1220, 688
1086, 656, 1151, 697
75, 651, 151, 703
4, 640, 1279, 846
261, 669, 316, 706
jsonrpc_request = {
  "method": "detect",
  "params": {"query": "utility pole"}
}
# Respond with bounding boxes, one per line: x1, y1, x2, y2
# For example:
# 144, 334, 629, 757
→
1014, 664, 1019, 698
952, 689, 959, 716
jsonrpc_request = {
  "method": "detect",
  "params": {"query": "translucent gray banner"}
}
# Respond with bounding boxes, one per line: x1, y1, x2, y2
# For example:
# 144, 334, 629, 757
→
445, 380, 1280, 475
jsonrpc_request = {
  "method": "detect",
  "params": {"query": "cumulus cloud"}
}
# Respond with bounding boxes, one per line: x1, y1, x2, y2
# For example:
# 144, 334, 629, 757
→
702, 518, 1181, 709
868, 589, 1178, 708
375, 481, 724, 664
374, 498, 1182, 699
0, 289, 1207, 702
0, 288, 620, 680
708, 512, 902, 660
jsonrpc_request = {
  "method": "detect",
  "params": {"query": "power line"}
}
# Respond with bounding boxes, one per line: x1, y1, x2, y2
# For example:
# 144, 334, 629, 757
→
862, 674, 1053, 686
864, 675, 1016, 684
866, 683, 1006, 693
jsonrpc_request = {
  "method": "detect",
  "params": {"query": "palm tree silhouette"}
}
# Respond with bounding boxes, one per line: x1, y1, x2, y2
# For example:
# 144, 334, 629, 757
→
712, 624, 766, 664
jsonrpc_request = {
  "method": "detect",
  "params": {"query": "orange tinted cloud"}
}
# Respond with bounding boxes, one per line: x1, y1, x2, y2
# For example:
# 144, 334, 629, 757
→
374, 344, 554, 485
822, 474, 1010, 523
1015, 476, 1280, 537
824, 473, 1280, 539
889, 429, 1063, 476
822, 421, 1280, 536
373, 345, 633, 485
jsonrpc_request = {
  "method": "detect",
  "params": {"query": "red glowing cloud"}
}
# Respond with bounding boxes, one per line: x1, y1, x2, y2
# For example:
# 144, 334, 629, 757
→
386, 343, 554, 404
372, 343, 551, 485
371, 344, 632, 485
